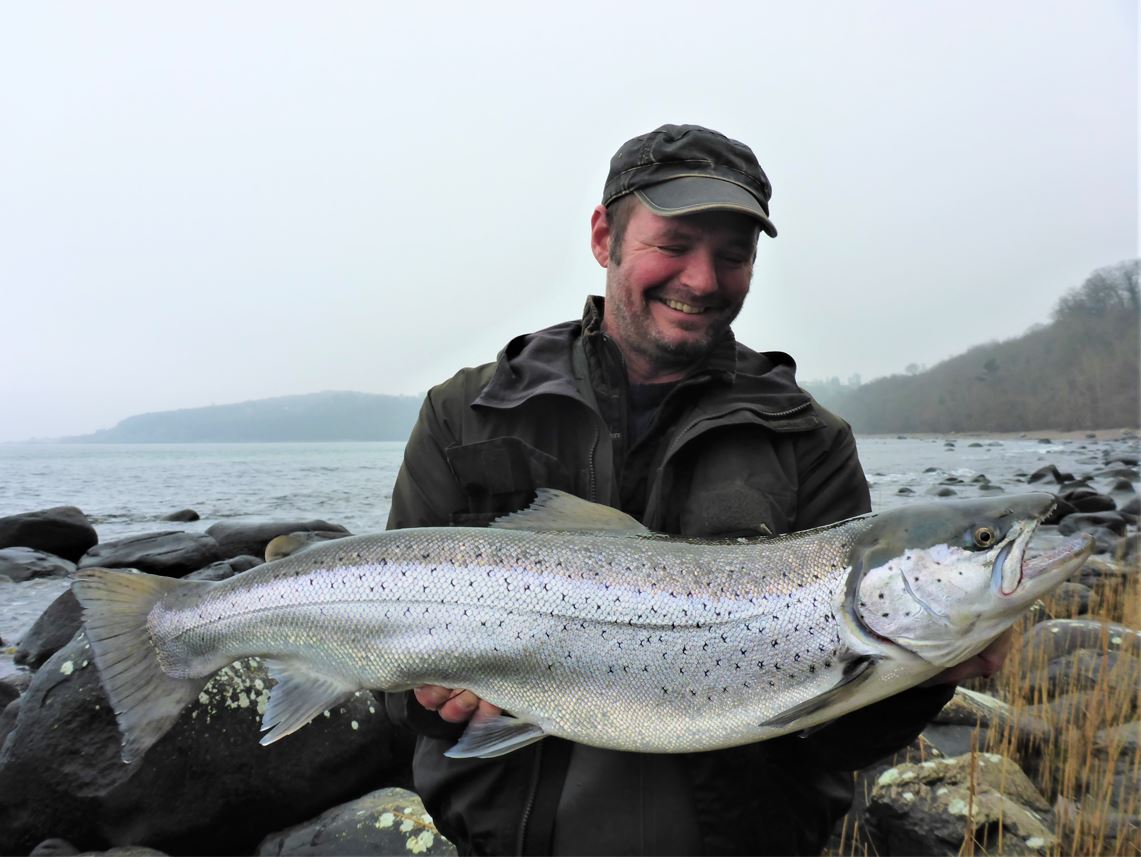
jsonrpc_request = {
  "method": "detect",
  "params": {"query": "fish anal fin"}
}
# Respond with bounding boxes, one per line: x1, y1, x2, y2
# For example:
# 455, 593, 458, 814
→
760, 655, 879, 730
444, 709, 548, 759
491, 488, 650, 536
259, 658, 358, 745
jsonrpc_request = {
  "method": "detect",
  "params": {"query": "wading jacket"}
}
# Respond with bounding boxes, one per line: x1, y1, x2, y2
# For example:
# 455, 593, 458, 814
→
384, 297, 954, 856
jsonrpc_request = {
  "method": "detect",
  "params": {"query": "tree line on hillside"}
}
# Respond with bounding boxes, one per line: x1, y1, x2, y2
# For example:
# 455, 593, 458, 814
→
806, 260, 1140, 433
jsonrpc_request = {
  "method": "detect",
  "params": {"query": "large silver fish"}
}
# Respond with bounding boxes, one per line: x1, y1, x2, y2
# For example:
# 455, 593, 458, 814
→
73, 490, 1091, 763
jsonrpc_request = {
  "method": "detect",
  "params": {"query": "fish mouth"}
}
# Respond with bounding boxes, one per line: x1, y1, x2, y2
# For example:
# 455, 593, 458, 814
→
1021, 534, 1095, 583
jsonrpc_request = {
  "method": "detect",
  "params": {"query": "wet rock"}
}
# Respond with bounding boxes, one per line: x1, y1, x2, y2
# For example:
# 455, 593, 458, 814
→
866, 753, 1054, 856
1020, 619, 1141, 661
1059, 488, 1115, 514
1024, 650, 1140, 704
29, 837, 80, 855
14, 591, 82, 669
1042, 581, 1097, 617
206, 519, 350, 561
1043, 498, 1077, 525
1057, 511, 1128, 538
923, 466, 940, 473
896, 487, 915, 496
0, 698, 21, 751
184, 555, 262, 582
78, 532, 222, 578
1114, 533, 1140, 562
0, 508, 97, 564
265, 531, 352, 562
970, 473, 989, 483
256, 787, 456, 856
968, 442, 984, 448
1028, 464, 1073, 484
1074, 557, 1138, 590
160, 509, 199, 523
1092, 721, 1140, 813
0, 636, 412, 855
1095, 465, 1141, 481
0, 548, 76, 583
978, 483, 1005, 493
926, 486, 957, 497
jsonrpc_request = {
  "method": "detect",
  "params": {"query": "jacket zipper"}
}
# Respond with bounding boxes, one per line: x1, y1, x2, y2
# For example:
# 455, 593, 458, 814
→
515, 741, 544, 855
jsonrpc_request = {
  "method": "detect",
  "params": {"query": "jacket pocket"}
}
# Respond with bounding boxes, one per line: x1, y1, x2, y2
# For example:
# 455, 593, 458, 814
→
445, 437, 572, 524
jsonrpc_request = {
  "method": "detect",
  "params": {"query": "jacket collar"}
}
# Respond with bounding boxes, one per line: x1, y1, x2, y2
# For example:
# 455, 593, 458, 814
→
472, 296, 812, 415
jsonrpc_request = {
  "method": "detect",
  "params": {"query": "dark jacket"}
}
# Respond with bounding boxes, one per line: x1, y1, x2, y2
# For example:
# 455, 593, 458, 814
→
385, 298, 953, 856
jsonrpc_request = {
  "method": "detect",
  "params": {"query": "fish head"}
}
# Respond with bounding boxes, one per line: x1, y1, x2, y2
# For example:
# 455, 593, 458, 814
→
846, 494, 1093, 668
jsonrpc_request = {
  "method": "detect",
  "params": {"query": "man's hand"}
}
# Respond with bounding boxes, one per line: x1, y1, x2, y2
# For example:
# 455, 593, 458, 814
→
925, 628, 1013, 686
414, 685, 502, 723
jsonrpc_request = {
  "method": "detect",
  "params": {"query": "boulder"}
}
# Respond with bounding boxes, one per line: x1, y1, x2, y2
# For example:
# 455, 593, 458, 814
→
206, 520, 350, 561
1042, 581, 1097, 617
255, 787, 456, 856
1057, 511, 1128, 538
1028, 464, 1073, 484
159, 509, 199, 523
1023, 650, 1140, 705
78, 532, 222, 578
0, 508, 97, 563
0, 636, 413, 855
184, 556, 262, 582
1058, 488, 1116, 514
264, 531, 350, 562
14, 590, 82, 669
925, 486, 957, 497
866, 753, 1055, 856
1020, 619, 1141, 662
0, 548, 76, 583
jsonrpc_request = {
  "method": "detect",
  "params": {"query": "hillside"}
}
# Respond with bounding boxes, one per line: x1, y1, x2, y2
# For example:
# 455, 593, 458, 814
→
806, 259, 1140, 433
64, 391, 422, 443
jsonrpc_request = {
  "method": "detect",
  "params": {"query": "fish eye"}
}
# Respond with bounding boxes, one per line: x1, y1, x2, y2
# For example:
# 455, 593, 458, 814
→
972, 526, 998, 549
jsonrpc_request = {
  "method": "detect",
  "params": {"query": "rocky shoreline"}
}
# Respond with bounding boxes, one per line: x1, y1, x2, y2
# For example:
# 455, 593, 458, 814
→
0, 439, 1137, 856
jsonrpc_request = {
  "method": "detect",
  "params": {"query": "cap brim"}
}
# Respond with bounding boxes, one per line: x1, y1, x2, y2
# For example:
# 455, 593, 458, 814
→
636, 177, 778, 237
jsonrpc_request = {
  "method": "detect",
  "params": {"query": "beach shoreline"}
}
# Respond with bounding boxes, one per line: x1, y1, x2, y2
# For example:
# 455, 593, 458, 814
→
861, 427, 1138, 443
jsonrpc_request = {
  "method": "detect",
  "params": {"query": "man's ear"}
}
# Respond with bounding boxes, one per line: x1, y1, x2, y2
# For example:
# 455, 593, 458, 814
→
590, 205, 611, 268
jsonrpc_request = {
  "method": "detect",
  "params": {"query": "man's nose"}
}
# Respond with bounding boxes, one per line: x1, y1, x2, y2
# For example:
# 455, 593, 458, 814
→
679, 248, 718, 295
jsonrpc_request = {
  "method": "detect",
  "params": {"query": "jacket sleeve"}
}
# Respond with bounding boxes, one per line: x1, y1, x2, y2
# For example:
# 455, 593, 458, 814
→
386, 385, 467, 530
794, 411, 872, 529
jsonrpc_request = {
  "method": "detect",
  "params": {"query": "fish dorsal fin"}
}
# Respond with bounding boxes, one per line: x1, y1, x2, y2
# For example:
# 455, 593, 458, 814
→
758, 653, 879, 730
259, 658, 358, 746
491, 488, 650, 536
444, 709, 548, 759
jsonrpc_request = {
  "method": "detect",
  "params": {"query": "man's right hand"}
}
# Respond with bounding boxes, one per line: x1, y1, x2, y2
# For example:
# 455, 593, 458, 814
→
414, 685, 502, 723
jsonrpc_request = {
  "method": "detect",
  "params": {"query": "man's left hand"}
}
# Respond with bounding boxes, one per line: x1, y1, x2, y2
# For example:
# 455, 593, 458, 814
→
925, 628, 1013, 686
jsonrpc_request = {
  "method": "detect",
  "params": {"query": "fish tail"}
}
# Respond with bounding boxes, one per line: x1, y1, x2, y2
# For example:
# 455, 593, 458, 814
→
72, 568, 211, 763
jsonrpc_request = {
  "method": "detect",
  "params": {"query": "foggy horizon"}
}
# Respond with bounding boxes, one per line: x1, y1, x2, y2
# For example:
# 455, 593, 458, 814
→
2, 1, 1136, 443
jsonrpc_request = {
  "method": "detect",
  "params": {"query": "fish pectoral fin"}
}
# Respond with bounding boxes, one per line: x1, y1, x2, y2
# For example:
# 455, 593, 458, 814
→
491, 488, 650, 536
443, 709, 548, 759
759, 654, 879, 730
259, 658, 358, 746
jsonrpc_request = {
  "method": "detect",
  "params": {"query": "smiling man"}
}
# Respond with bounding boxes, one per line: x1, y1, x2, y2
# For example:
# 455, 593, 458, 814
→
384, 125, 972, 855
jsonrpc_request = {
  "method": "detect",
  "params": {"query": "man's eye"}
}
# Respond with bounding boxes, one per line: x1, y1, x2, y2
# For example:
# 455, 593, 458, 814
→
659, 245, 688, 255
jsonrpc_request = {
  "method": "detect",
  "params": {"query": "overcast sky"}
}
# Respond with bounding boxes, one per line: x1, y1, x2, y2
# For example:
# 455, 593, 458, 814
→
0, 1, 1136, 442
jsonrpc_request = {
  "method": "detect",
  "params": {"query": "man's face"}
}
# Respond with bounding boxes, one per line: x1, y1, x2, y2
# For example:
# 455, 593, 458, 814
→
591, 200, 758, 382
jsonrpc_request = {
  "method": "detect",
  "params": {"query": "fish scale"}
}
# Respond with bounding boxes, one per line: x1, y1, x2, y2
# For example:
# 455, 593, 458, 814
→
73, 489, 1093, 763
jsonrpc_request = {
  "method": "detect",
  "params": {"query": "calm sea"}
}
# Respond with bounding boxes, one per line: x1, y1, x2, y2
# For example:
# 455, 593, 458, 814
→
0, 435, 1130, 541
0, 435, 1135, 662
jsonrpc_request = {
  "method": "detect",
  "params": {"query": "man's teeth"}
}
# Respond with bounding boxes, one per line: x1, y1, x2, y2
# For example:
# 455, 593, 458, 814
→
663, 298, 705, 314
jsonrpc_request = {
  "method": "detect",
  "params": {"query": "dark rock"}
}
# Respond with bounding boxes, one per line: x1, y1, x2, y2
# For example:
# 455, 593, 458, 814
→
14, 591, 82, 669
896, 487, 915, 495
967, 442, 984, 448
1043, 498, 1077, 525
0, 698, 20, 751
1058, 511, 1128, 538
184, 557, 261, 582
1092, 721, 1141, 813
0, 637, 411, 855
866, 753, 1054, 855
1028, 464, 1073, 484
1025, 650, 1140, 702
1020, 618, 1141, 661
1095, 465, 1141, 481
0, 681, 17, 711
255, 787, 456, 856
1044, 581, 1097, 617
1059, 488, 1116, 513
160, 509, 199, 523
78, 531, 222, 578
265, 531, 352, 562
970, 474, 989, 483
1115, 533, 1140, 562
1038, 437, 1054, 444
926, 486, 957, 497
978, 483, 1004, 493
206, 520, 350, 561
1058, 479, 1092, 492
28, 838, 80, 856
940, 477, 963, 485
0, 548, 76, 583
923, 466, 940, 473
0, 508, 97, 563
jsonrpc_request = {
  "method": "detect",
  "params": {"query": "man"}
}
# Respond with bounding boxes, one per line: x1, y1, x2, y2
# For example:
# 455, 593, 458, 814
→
385, 124, 1005, 855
